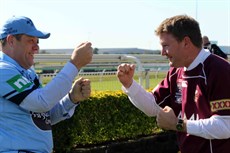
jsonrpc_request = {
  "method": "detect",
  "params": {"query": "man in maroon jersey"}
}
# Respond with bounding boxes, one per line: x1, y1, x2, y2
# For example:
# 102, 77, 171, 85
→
117, 15, 230, 153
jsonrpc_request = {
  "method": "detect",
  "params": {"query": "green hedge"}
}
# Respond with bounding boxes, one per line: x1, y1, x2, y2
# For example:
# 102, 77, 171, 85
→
52, 90, 162, 152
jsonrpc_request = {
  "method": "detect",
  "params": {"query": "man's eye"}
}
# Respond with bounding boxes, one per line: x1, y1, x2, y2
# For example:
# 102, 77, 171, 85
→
163, 45, 169, 49
30, 39, 38, 44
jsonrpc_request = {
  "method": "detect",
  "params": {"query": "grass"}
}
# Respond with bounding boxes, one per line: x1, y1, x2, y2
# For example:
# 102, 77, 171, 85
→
41, 72, 167, 91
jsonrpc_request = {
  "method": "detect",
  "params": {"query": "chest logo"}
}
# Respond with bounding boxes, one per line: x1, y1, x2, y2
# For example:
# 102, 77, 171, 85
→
7, 74, 32, 92
31, 112, 51, 130
175, 79, 183, 104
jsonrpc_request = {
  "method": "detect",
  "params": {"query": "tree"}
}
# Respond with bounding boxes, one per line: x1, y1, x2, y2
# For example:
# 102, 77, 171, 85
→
93, 48, 99, 54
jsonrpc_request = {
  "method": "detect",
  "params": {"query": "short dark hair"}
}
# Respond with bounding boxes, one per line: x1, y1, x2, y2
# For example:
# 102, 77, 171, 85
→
155, 15, 202, 48
0, 34, 23, 47
0, 38, 7, 46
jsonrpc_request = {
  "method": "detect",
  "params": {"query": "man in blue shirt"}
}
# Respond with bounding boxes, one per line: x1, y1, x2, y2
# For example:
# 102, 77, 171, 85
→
0, 16, 93, 153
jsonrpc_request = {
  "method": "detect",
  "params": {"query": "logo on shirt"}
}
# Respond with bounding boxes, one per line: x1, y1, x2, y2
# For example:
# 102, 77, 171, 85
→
31, 112, 51, 130
175, 79, 183, 104
7, 74, 33, 92
178, 111, 200, 120
210, 99, 230, 112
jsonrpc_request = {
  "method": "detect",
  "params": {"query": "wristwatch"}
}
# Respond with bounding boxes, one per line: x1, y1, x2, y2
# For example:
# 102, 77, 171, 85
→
176, 119, 184, 131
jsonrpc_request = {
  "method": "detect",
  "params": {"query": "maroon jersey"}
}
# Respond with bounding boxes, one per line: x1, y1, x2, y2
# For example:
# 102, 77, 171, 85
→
152, 54, 230, 153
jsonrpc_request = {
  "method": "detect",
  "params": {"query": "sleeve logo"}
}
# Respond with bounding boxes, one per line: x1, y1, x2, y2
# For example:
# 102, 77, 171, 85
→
210, 99, 230, 112
7, 74, 33, 92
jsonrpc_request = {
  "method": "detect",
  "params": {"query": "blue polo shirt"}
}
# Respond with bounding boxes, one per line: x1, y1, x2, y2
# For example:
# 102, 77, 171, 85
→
0, 52, 78, 153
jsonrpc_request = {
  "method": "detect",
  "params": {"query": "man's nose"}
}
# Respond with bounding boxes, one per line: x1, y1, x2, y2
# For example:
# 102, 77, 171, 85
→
161, 48, 167, 56
33, 44, 39, 54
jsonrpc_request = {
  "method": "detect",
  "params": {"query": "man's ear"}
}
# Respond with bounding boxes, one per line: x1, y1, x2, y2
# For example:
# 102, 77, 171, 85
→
6, 35, 14, 47
183, 36, 191, 48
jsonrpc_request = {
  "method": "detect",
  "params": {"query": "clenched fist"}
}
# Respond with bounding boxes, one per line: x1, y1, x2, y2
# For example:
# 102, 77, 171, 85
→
70, 42, 93, 70
156, 106, 178, 131
116, 63, 136, 88
69, 77, 91, 104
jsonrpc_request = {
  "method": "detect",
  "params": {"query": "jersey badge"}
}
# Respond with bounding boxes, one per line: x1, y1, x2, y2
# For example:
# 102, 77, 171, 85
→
210, 99, 230, 112
7, 74, 33, 92
175, 79, 183, 104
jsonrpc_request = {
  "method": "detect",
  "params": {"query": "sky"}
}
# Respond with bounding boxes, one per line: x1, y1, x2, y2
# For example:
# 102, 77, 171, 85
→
0, 0, 230, 50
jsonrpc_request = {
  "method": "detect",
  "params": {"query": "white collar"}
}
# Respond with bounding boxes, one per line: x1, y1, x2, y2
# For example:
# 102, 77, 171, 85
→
185, 49, 211, 71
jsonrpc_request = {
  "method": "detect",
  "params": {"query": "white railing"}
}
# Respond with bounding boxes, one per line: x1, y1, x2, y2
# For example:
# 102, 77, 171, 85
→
35, 54, 168, 88
34, 54, 166, 63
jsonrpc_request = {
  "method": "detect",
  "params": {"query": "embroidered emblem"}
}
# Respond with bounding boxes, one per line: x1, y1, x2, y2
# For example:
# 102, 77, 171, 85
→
210, 99, 230, 112
175, 79, 183, 104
